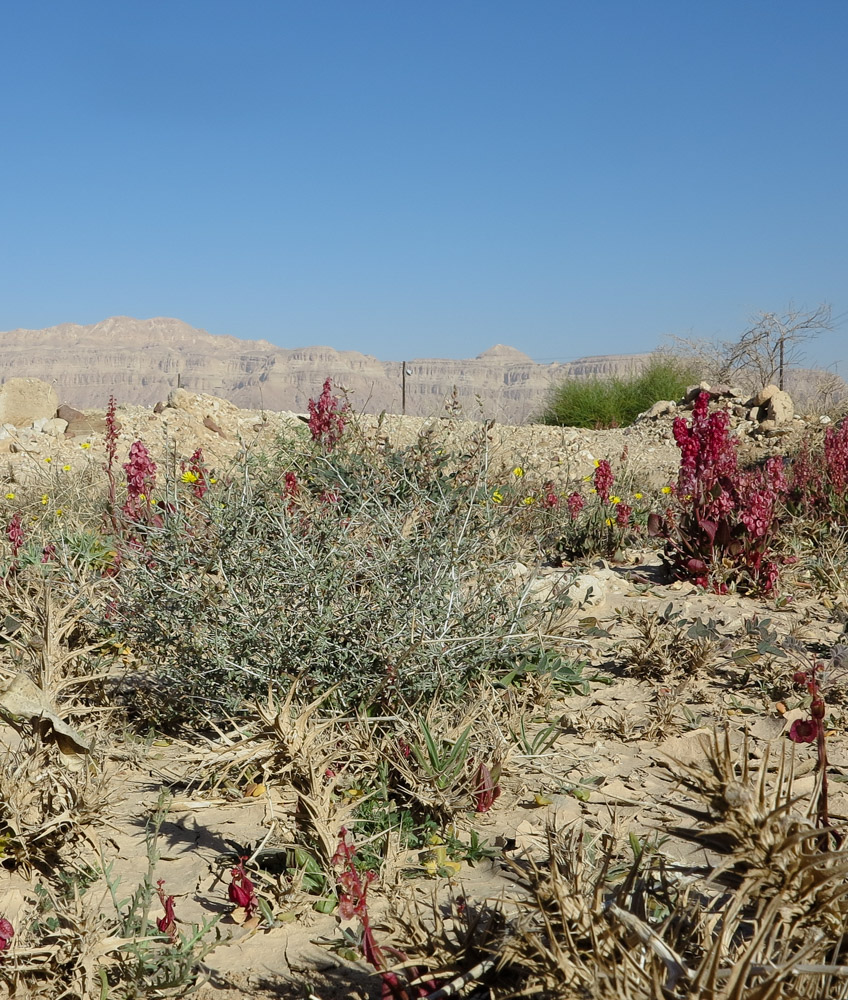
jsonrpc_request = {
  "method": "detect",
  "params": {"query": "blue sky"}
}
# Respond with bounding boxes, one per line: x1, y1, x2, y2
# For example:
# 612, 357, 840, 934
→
1, 1, 845, 368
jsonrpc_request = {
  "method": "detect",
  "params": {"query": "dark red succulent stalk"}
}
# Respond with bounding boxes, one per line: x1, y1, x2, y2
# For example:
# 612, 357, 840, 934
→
541, 480, 559, 509
228, 857, 259, 918
333, 829, 437, 999
0, 918, 13, 958
615, 502, 632, 528
566, 491, 584, 520
790, 659, 842, 849
122, 440, 158, 521
473, 762, 501, 813
593, 460, 614, 504
6, 513, 24, 572
307, 378, 349, 452
104, 394, 120, 531
180, 448, 209, 499
155, 880, 178, 943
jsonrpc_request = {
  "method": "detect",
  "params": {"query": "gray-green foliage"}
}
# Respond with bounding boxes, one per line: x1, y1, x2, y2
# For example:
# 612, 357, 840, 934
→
111, 432, 560, 721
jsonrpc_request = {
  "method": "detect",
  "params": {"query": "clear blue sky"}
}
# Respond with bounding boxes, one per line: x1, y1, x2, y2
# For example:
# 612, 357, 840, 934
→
1, 1, 845, 368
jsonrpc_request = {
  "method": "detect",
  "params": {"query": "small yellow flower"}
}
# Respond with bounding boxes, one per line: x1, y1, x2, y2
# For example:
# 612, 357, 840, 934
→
181, 470, 200, 484
593, 459, 600, 468
605, 517, 613, 526
41, 494, 49, 505
44, 457, 52, 464
611, 496, 622, 504
62, 464, 71, 472
55, 508, 63, 516
634, 492, 643, 500
209, 477, 217, 484
661, 486, 672, 494
138, 494, 146, 502
80, 442, 91, 450
491, 489, 504, 504
512, 466, 524, 478
589, 488, 597, 494
522, 496, 535, 505
4, 492, 14, 500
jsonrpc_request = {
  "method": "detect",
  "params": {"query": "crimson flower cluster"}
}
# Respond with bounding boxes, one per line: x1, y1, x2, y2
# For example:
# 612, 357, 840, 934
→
593, 460, 614, 503
333, 829, 436, 999
156, 879, 178, 943
228, 857, 259, 918
6, 513, 24, 564
0, 917, 13, 954
308, 378, 349, 452
566, 491, 585, 521
122, 440, 157, 520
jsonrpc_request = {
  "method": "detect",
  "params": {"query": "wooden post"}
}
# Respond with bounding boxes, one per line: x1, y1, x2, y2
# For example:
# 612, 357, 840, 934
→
402, 362, 407, 415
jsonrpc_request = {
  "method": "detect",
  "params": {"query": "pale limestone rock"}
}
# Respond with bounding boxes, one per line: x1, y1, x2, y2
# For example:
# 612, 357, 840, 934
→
765, 389, 794, 424
0, 378, 58, 428
42, 418, 69, 437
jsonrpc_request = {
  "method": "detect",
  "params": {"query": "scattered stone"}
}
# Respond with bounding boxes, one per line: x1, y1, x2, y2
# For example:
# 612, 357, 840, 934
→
820, 415, 833, 425
203, 416, 227, 439
765, 389, 793, 424
751, 384, 780, 406
57, 403, 86, 424
153, 401, 166, 414
41, 418, 68, 437
638, 400, 676, 420
0, 378, 58, 427
64, 415, 109, 437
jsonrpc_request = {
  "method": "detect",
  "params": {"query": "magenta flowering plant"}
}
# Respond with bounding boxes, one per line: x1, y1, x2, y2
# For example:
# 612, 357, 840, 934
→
307, 378, 349, 452
6, 513, 24, 572
333, 828, 438, 999
155, 879, 178, 943
648, 392, 787, 592
179, 448, 209, 500
0, 917, 13, 955
228, 857, 259, 919
122, 440, 158, 521
785, 642, 848, 848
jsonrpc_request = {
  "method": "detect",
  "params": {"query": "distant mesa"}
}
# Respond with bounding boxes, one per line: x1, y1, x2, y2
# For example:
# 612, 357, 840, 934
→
0, 315, 654, 423
476, 344, 535, 363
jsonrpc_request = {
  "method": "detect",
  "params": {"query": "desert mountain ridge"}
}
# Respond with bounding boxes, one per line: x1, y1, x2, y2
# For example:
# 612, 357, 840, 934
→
0, 316, 651, 423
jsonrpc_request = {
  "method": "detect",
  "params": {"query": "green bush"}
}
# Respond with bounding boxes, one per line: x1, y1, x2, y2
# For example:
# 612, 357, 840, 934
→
538, 355, 699, 428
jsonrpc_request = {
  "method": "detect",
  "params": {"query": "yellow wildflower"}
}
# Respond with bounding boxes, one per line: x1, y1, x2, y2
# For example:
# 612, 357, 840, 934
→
661, 486, 672, 494
4, 492, 14, 500
522, 496, 535, 505
611, 496, 622, 504
209, 477, 217, 484
634, 492, 643, 500
56, 508, 63, 516
62, 464, 71, 472
491, 489, 504, 504
512, 466, 524, 478
41, 494, 49, 505
181, 470, 200, 484
593, 459, 600, 467
44, 457, 52, 464
80, 442, 91, 450
605, 517, 613, 526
